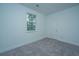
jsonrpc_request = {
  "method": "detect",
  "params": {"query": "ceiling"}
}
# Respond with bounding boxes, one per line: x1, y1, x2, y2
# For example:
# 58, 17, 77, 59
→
21, 3, 79, 15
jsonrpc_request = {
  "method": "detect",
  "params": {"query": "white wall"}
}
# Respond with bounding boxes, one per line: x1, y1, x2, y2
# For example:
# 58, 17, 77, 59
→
46, 5, 79, 46
0, 3, 45, 53
0, 4, 3, 52
1, 3, 79, 53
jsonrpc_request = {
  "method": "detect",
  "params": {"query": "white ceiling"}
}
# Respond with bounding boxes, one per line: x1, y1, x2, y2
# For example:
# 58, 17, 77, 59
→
21, 3, 79, 15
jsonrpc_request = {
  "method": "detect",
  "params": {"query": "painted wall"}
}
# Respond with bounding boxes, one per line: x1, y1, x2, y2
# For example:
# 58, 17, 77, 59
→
1, 3, 79, 53
0, 4, 3, 52
46, 5, 79, 46
0, 3, 45, 53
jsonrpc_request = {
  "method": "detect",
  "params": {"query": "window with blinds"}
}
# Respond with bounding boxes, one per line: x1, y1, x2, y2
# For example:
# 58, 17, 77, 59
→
26, 13, 36, 31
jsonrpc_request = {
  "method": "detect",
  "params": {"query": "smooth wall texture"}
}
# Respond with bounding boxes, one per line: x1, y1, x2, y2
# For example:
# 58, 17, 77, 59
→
0, 4, 3, 52
0, 4, 45, 53
46, 5, 79, 46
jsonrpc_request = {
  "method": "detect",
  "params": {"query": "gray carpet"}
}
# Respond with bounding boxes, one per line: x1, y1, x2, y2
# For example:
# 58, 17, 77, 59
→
0, 38, 79, 56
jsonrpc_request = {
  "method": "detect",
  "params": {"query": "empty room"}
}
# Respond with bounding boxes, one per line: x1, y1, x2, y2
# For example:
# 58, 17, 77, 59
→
0, 3, 79, 56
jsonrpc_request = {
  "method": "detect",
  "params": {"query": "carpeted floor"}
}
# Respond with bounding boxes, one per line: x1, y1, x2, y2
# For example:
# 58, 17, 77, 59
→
0, 38, 79, 56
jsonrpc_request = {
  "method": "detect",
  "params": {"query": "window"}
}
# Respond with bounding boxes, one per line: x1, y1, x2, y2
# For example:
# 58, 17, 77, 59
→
26, 13, 36, 31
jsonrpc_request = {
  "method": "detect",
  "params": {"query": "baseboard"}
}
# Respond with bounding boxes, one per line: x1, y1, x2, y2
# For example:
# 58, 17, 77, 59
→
0, 37, 44, 54
47, 37, 79, 47
1, 36, 79, 54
